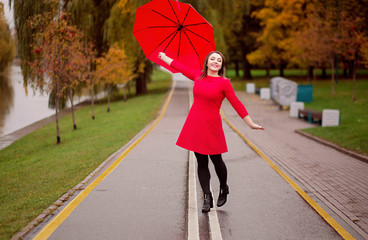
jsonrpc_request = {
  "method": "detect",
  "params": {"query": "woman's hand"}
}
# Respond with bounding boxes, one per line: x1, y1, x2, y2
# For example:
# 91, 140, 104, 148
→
158, 52, 173, 65
158, 52, 166, 59
243, 115, 265, 130
250, 123, 265, 130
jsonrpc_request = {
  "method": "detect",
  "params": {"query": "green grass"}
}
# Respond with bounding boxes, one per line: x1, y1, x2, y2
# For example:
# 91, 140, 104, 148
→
230, 75, 368, 156
302, 80, 368, 155
0, 69, 172, 240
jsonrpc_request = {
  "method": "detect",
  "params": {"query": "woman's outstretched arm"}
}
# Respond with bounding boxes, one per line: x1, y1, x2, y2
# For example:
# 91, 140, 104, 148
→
158, 52, 200, 81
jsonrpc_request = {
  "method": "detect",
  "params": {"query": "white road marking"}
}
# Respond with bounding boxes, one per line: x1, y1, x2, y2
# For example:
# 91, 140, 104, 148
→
187, 151, 200, 240
186, 80, 223, 240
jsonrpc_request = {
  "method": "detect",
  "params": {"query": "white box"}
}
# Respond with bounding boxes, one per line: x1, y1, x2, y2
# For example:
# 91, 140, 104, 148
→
260, 88, 270, 99
246, 83, 255, 93
322, 109, 340, 127
290, 102, 304, 117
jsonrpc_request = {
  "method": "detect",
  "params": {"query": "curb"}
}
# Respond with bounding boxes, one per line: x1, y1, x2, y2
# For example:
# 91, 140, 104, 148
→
295, 129, 368, 164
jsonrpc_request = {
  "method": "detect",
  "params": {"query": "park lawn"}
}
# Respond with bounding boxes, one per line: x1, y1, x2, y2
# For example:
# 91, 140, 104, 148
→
0, 69, 172, 240
302, 80, 368, 155
230, 75, 368, 156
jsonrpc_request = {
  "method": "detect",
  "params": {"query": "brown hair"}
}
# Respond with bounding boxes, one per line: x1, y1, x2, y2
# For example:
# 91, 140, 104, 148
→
199, 51, 226, 80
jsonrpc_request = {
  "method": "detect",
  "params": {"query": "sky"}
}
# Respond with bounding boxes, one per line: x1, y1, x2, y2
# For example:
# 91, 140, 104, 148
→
1, 0, 14, 29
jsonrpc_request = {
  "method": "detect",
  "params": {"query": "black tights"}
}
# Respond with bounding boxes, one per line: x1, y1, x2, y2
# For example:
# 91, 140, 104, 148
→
194, 152, 227, 194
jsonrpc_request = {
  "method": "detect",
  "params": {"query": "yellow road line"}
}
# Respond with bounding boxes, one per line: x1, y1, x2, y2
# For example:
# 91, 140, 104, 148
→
220, 110, 355, 240
33, 81, 177, 240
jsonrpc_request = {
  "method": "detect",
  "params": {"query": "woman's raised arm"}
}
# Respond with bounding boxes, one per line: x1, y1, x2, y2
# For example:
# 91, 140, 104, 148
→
158, 52, 200, 81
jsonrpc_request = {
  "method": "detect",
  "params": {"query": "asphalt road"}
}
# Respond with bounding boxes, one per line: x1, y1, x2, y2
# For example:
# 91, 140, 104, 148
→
27, 78, 348, 240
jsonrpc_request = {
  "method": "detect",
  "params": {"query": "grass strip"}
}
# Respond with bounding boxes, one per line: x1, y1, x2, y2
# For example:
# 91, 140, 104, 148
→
0, 70, 171, 240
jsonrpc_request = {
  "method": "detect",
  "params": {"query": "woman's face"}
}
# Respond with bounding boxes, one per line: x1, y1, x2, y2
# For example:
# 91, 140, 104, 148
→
207, 53, 223, 73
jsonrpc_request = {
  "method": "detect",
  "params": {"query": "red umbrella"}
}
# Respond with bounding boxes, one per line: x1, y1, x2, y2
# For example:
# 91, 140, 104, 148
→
133, 0, 216, 73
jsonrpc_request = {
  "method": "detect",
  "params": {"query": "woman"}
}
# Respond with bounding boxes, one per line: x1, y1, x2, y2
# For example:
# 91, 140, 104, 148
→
159, 51, 264, 213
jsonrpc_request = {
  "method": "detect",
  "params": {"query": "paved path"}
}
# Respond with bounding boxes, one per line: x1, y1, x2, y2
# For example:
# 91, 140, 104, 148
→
19, 78, 367, 239
222, 91, 368, 239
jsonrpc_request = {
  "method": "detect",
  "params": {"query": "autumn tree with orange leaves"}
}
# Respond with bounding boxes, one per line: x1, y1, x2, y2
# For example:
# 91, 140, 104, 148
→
334, 13, 368, 101
29, 13, 91, 143
95, 43, 133, 112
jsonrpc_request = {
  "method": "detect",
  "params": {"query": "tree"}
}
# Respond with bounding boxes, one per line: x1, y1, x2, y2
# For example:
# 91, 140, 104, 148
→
0, 2, 15, 72
0, 70, 13, 132
226, 0, 264, 80
249, 0, 317, 76
67, 0, 124, 117
95, 43, 133, 111
362, 39, 368, 69
9, 0, 57, 90
334, 12, 367, 102
105, 0, 151, 95
30, 13, 90, 143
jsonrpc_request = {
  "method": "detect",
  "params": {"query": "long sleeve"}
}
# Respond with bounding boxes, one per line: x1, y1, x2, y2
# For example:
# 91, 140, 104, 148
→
170, 60, 201, 81
223, 79, 249, 118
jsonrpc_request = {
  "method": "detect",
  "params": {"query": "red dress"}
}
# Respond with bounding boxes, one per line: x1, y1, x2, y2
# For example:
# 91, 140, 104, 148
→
171, 60, 249, 155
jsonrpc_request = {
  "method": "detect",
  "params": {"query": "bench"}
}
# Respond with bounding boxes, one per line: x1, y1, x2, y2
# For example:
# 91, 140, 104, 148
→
298, 109, 322, 124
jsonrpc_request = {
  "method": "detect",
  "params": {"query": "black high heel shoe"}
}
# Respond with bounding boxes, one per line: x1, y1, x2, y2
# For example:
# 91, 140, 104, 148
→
217, 185, 229, 207
202, 193, 213, 213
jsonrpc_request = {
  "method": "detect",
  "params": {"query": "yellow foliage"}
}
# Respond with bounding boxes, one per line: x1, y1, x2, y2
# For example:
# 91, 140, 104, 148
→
250, 0, 318, 67
95, 43, 133, 86
117, 0, 135, 15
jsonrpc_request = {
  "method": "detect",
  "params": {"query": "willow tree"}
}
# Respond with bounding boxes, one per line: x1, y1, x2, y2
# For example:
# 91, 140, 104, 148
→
105, 0, 151, 95
9, 0, 57, 90
0, 73, 13, 132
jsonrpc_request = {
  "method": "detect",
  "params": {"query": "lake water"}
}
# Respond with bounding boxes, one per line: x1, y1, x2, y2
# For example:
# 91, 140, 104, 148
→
0, 64, 55, 136
0, 64, 107, 137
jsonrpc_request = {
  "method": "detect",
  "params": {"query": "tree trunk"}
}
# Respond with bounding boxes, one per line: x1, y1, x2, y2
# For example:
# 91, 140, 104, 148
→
313, 66, 317, 87
55, 79, 61, 144
90, 74, 95, 120
69, 88, 77, 130
128, 81, 131, 96
123, 84, 127, 101
235, 61, 239, 78
331, 58, 335, 96
242, 57, 252, 80
352, 58, 356, 102
307, 66, 314, 82
136, 74, 148, 95
135, 61, 150, 95
279, 63, 286, 77
107, 84, 111, 112
266, 62, 270, 78
321, 67, 327, 79
343, 62, 348, 78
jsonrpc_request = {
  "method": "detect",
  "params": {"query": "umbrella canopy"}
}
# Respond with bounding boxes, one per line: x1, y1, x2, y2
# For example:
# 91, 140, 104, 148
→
133, 0, 216, 73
